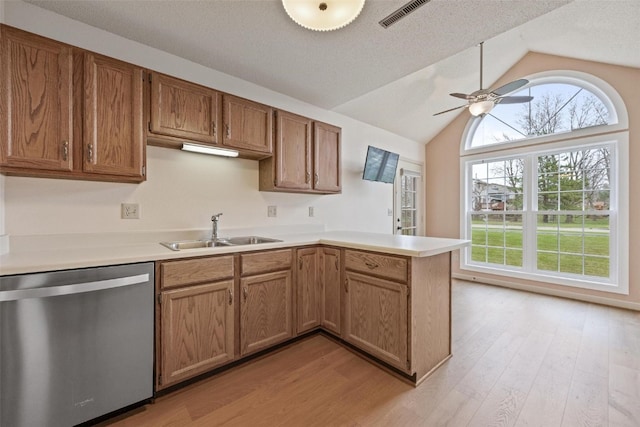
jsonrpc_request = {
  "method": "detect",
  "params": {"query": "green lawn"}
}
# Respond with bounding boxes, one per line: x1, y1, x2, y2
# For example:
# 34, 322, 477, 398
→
471, 225, 610, 277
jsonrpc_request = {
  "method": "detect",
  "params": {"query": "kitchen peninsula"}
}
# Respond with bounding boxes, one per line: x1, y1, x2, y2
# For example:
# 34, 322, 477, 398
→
0, 231, 468, 388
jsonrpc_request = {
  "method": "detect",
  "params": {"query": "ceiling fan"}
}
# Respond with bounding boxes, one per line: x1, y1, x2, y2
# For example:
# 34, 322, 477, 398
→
433, 42, 533, 117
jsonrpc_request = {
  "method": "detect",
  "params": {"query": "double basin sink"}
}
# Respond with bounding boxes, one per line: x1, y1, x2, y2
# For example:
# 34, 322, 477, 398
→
160, 236, 282, 251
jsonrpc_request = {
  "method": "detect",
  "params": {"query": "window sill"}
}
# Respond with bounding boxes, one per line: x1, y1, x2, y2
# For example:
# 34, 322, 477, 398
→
460, 262, 628, 295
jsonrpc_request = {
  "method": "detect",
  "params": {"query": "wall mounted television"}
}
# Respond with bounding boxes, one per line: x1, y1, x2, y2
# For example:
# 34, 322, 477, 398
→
362, 146, 399, 184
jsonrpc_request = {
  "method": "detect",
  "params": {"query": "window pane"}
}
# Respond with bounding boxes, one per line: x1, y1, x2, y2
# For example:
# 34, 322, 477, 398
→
506, 249, 523, 267
537, 252, 559, 272
585, 256, 609, 277
560, 192, 584, 210
538, 193, 558, 210
469, 83, 613, 150
487, 247, 505, 264
560, 254, 584, 275
471, 245, 487, 263
559, 232, 583, 254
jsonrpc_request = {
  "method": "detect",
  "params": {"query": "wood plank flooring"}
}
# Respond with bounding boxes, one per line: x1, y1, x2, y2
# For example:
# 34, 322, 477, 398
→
103, 280, 640, 427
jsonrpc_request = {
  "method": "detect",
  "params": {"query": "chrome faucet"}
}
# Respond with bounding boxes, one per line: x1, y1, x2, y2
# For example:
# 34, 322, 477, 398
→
211, 213, 223, 240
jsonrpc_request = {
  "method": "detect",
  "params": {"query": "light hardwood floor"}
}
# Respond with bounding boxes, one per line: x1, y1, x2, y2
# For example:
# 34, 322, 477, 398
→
104, 280, 640, 427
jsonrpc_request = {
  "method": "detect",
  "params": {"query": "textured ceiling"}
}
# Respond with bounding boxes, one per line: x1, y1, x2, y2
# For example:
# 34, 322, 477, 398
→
16, 0, 640, 144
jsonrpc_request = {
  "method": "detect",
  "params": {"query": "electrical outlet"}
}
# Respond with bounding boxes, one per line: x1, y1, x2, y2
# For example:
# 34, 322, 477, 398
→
121, 203, 140, 219
267, 205, 277, 217
308, 206, 314, 217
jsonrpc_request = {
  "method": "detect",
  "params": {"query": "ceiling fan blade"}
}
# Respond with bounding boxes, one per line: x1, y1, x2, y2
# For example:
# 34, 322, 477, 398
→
491, 78, 529, 96
496, 95, 534, 105
450, 92, 471, 100
433, 104, 467, 116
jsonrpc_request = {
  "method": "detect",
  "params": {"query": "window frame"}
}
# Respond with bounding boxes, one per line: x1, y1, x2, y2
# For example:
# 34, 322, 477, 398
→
459, 72, 629, 295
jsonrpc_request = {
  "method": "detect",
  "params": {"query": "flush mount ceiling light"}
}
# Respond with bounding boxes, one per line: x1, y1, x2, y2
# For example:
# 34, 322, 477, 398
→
181, 143, 239, 158
282, 0, 366, 31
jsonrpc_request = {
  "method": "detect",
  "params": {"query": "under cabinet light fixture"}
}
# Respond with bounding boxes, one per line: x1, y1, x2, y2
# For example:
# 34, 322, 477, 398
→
181, 143, 239, 158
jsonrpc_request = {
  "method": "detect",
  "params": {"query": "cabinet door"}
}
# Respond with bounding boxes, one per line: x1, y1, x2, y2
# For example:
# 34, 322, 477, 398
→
160, 280, 235, 388
0, 26, 73, 171
320, 247, 341, 335
240, 270, 292, 356
274, 111, 312, 190
313, 121, 341, 193
344, 271, 408, 371
83, 52, 144, 179
150, 72, 220, 144
296, 247, 319, 334
222, 94, 272, 154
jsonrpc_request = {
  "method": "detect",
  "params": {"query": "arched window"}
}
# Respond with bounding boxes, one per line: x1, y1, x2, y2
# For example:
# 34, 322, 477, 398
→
460, 71, 629, 294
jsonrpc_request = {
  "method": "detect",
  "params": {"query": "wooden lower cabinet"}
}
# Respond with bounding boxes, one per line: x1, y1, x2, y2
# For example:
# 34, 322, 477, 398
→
160, 280, 235, 388
240, 270, 293, 356
320, 247, 341, 335
343, 271, 408, 371
296, 247, 320, 334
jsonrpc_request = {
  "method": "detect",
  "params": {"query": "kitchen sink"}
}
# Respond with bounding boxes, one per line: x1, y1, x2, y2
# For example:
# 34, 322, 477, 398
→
160, 239, 234, 251
226, 236, 282, 245
160, 236, 282, 251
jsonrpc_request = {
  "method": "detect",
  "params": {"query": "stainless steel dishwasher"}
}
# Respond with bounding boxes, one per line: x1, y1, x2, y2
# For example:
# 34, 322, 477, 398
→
0, 262, 154, 427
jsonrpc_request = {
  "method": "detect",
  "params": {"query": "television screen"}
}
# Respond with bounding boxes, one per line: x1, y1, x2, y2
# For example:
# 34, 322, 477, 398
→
362, 146, 399, 184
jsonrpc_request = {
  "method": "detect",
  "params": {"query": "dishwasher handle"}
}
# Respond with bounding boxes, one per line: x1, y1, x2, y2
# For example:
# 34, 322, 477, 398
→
0, 273, 150, 302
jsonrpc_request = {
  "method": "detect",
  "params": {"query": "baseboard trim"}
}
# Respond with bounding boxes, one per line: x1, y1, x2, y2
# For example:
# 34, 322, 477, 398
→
453, 273, 640, 312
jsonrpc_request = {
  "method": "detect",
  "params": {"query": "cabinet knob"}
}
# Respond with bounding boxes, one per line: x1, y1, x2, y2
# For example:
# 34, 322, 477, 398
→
228, 288, 233, 305
212, 122, 217, 142
335, 258, 339, 271
344, 278, 349, 293
314, 173, 319, 185
225, 124, 230, 139
61, 141, 69, 161
243, 287, 248, 301
299, 258, 303, 270
305, 172, 311, 184
87, 143, 93, 162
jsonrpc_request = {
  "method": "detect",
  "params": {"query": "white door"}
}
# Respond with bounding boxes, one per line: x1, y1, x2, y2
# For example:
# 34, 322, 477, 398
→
394, 161, 423, 235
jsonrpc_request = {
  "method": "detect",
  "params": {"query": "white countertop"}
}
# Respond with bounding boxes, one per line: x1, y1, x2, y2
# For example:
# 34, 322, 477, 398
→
0, 230, 469, 276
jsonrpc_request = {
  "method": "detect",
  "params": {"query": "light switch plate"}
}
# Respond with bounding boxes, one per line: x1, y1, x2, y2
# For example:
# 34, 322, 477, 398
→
267, 205, 277, 217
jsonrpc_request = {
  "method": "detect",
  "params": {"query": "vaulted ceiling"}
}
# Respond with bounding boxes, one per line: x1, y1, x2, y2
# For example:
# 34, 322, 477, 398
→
17, 0, 640, 144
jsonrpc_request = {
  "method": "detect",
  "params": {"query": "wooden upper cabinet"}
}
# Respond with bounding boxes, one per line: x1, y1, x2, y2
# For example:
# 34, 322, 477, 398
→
0, 26, 73, 171
275, 111, 312, 190
313, 121, 341, 193
83, 52, 145, 179
259, 111, 341, 194
149, 72, 221, 145
222, 94, 273, 155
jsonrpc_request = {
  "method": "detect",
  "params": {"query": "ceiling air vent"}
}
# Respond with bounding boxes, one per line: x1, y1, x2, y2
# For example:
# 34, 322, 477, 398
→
379, 0, 431, 28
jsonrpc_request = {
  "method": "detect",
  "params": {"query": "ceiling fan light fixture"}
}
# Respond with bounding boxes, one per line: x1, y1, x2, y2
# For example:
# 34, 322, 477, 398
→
282, 0, 365, 31
469, 100, 494, 116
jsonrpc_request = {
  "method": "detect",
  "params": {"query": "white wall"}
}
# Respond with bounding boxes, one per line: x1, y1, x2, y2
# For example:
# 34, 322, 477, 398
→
2, 1, 423, 237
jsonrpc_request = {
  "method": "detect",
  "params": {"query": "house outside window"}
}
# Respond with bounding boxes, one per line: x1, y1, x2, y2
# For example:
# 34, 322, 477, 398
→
460, 71, 629, 294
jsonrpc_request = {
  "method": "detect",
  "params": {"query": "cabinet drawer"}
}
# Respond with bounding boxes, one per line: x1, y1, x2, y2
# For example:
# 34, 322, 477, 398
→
161, 255, 235, 289
345, 250, 408, 283
241, 249, 292, 276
